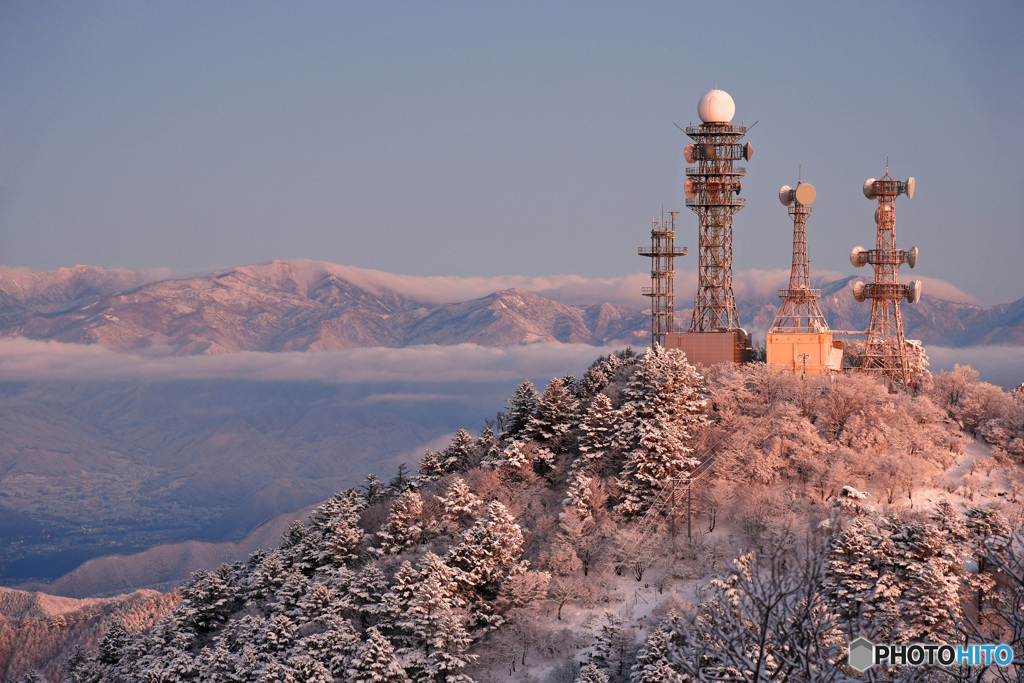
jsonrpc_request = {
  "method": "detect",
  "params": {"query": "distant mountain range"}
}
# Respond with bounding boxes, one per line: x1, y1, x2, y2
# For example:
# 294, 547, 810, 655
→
0, 260, 1021, 352
0, 262, 648, 353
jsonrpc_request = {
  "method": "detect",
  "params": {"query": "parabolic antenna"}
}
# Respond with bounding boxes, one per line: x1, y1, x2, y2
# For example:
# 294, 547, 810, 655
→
743, 142, 753, 161
906, 246, 918, 268
905, 177, 916, 199
697, 89, 736, 124
850, 246, 868, 268
906, 280, 922, 303
795, 183, 816, 205
874, 205, 893, 226
853, 281, 866, 303
779, 185, 794, 206
734, 181, 742, 196
863, 178, 877, 200
684, 178, 698, 199
684, 143, 696, 164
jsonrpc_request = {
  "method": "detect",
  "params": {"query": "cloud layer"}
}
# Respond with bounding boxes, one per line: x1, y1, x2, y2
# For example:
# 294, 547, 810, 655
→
0, 338, 612, 387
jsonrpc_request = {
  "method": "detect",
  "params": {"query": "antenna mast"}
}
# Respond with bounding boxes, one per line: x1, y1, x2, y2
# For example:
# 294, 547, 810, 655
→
850, 169, 922, 390
639, 212, 687, 347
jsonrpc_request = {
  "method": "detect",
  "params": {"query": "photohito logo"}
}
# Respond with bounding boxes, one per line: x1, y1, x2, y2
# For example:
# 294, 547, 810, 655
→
848, 637, 1014, 671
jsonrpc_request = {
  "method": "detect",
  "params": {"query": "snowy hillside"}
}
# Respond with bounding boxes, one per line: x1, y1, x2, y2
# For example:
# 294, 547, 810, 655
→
6, 350, 1022, 681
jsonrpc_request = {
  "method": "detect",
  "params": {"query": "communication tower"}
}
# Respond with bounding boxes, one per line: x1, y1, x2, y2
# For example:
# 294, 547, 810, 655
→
850, 166, 922, 389
765, 181, 844, 374
771, 182, 827, 331
638, 212, 687, 348
663, 89, 753, 366
684, 89, 752, 332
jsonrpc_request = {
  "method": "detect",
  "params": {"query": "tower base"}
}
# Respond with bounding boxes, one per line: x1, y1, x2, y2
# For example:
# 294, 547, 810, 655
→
766, 332, 844, 375
666, 330, 753, 367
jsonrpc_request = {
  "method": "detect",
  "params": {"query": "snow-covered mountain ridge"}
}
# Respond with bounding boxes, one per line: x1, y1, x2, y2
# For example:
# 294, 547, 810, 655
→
1, 261, 1022, 354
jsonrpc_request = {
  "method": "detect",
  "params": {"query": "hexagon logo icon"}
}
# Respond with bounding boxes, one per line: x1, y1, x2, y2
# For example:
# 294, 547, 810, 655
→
848, 637, 875, 672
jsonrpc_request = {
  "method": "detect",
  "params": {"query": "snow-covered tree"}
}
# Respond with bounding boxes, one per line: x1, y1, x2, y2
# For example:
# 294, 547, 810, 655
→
360, 473, 389, 506
439, 477, 482, 527
669, 549, 845, 681
440, 429, 477, 474
397, 553, 475, 682
527, 376, 580, 459
575, 393, 617, 476
446, 501, 526, 599
376, 490, 424, 555
629, 626, 684, 683
576, 661, 611, 683
350, 627, 409, 683
504, 381, 540, 441
616, 345, 707, 516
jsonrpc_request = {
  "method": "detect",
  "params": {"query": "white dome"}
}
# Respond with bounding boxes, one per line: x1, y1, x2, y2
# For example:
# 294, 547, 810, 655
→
697, 89, 735, 124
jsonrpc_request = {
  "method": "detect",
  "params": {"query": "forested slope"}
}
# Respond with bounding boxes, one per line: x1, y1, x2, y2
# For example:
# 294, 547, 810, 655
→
8, 349, 1024, 682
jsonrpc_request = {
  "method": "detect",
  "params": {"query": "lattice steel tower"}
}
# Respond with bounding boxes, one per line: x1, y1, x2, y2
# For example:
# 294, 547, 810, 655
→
770, 181, 829, 332
850, 167, 922, 389
684, 89, 752, 331
639, 211, 687, 347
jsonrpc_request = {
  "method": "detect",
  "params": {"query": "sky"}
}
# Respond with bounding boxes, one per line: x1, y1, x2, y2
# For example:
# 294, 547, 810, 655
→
1, 2, 1023, 305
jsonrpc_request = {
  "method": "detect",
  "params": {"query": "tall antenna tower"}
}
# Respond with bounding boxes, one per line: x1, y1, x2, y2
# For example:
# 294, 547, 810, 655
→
684, 89, 752, 331
765, 180, 844, 375
850, 167, 922, 389
638, 211, 687, 347
770, 181, 828, 332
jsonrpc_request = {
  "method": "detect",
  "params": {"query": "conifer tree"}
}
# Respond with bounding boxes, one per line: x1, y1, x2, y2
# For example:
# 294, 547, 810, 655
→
576, 393, 616, 475
388, 463, 414, 495
446, 501, 526, 598
528, 377, 580, 458
629, 626, 684, 683
350, 627, 409, 683
576, 662, 610, 683
440, 477, 482, 526
318, 494, 365, 567
504, 381, 540, 440
616, 345, 707, 517
477, 426, 502, 469
418, 449, 444, 483
440, 428, 477, 473
377, 490, 425, 555
360, 473, 389, 506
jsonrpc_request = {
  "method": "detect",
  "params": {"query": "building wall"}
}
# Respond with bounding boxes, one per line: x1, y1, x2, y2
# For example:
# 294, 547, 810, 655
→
765, 332, 844, 375
666, 330, 753, 367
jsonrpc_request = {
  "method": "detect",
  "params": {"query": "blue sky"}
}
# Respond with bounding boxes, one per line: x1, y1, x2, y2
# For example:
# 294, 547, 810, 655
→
1, 1, 1022, 304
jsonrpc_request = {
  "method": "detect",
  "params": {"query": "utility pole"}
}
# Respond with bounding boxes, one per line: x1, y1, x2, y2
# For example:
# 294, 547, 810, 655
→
798, 353, 810, 380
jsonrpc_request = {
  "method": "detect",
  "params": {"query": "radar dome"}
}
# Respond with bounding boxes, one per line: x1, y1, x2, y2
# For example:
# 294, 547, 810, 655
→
698, 89, 736, 124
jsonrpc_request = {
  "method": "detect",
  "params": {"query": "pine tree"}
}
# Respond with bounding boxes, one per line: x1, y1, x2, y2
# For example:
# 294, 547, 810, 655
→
318, 494, 365, 567
446, 501, 526, 598
377, 490, 425, 555
576, 662, 610, 683
350, 627, 409, 683
576, 393, 617, 475
440, 477, 482, 526
98, 618, 131, 665
379, 560, 422, 639
528, 377, 580, 457
630, 626, 684, 683
477, 426, 503, 469
360, 473, 389, 506
504, 381, 540, 440
397, 553, 475, 682
388, 463, 414, 495
439, 428, 477, 474
616, 345, 707, 517
418, 449, 444, 483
